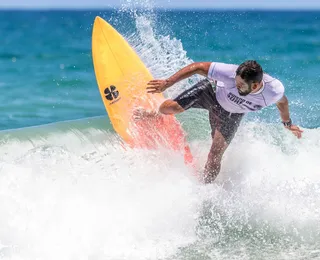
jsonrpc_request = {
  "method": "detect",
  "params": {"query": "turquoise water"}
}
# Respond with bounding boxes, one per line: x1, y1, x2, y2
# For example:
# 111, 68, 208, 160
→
1, 7, 320, 260
1, 10, 320, 130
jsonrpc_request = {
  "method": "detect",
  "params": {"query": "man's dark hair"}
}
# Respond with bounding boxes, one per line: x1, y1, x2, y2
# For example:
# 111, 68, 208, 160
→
236, 60, 263, 83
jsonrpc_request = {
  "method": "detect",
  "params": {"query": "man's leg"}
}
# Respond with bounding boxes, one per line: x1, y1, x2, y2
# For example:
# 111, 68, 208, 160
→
135, 79, 212, 118
159, 99, 185, 115
203, 108, 244, 184
203, 129, 229, 184
161, 79, 214, 115
133, 99, 184, 120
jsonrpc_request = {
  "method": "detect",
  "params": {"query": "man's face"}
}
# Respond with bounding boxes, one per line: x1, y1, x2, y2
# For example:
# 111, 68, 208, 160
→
235, 76, 252, 96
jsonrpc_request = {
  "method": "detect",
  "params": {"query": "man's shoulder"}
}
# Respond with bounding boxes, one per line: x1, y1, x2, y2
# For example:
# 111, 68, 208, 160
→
209, 62, 238, 80
263, 74, 285, 93
210, 62, 238, 70
211, 62, 238, 75
262, 74, 285, 105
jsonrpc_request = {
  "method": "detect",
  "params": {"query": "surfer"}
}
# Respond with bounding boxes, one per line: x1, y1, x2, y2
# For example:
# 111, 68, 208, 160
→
140, 60, 303, 183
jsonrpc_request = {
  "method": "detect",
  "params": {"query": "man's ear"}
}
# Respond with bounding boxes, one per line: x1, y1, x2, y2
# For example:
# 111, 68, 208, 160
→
252, 82, 259, 90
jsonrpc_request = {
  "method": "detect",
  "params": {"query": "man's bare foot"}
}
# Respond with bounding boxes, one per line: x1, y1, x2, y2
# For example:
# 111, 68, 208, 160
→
201, 169, 218, 184
132, 107, 161, 121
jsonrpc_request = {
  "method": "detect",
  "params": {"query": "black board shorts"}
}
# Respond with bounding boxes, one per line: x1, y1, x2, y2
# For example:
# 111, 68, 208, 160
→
173, 79, 244, 144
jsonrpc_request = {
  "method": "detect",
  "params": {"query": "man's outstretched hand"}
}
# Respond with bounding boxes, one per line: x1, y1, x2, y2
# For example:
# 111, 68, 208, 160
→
286, 124, 303, 139
146, 79, 170, 94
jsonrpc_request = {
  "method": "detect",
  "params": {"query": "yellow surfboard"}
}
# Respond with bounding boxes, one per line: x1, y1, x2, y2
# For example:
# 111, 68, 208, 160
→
91, 16, 193, 164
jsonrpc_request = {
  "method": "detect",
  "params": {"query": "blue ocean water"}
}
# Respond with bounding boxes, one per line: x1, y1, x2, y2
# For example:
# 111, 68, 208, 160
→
1, 9, 320, 130
1, 7, 320, 260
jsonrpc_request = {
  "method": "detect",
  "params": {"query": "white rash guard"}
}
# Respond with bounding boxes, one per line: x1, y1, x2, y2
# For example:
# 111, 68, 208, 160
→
207, 62, 285, 114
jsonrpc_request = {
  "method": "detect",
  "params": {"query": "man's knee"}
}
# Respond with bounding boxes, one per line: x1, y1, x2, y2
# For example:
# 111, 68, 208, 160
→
203, 130, 229, 183
211, 130, 228, 154
159, 99, 185, 115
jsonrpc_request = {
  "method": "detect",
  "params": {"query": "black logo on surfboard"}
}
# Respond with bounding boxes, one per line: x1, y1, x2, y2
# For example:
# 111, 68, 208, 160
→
104, 85, 119, 101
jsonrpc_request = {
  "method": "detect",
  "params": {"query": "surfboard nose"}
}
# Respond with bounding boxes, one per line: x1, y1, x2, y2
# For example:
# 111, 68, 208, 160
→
94, 16, 107, 27
94, 16, 101, 23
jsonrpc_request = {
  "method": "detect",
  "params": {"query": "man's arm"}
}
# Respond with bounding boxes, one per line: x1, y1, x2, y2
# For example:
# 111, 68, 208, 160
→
276, 95, 303, 139
146, 62, 211, 93
165, 62, 211, 88
276, 95, 291, 123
